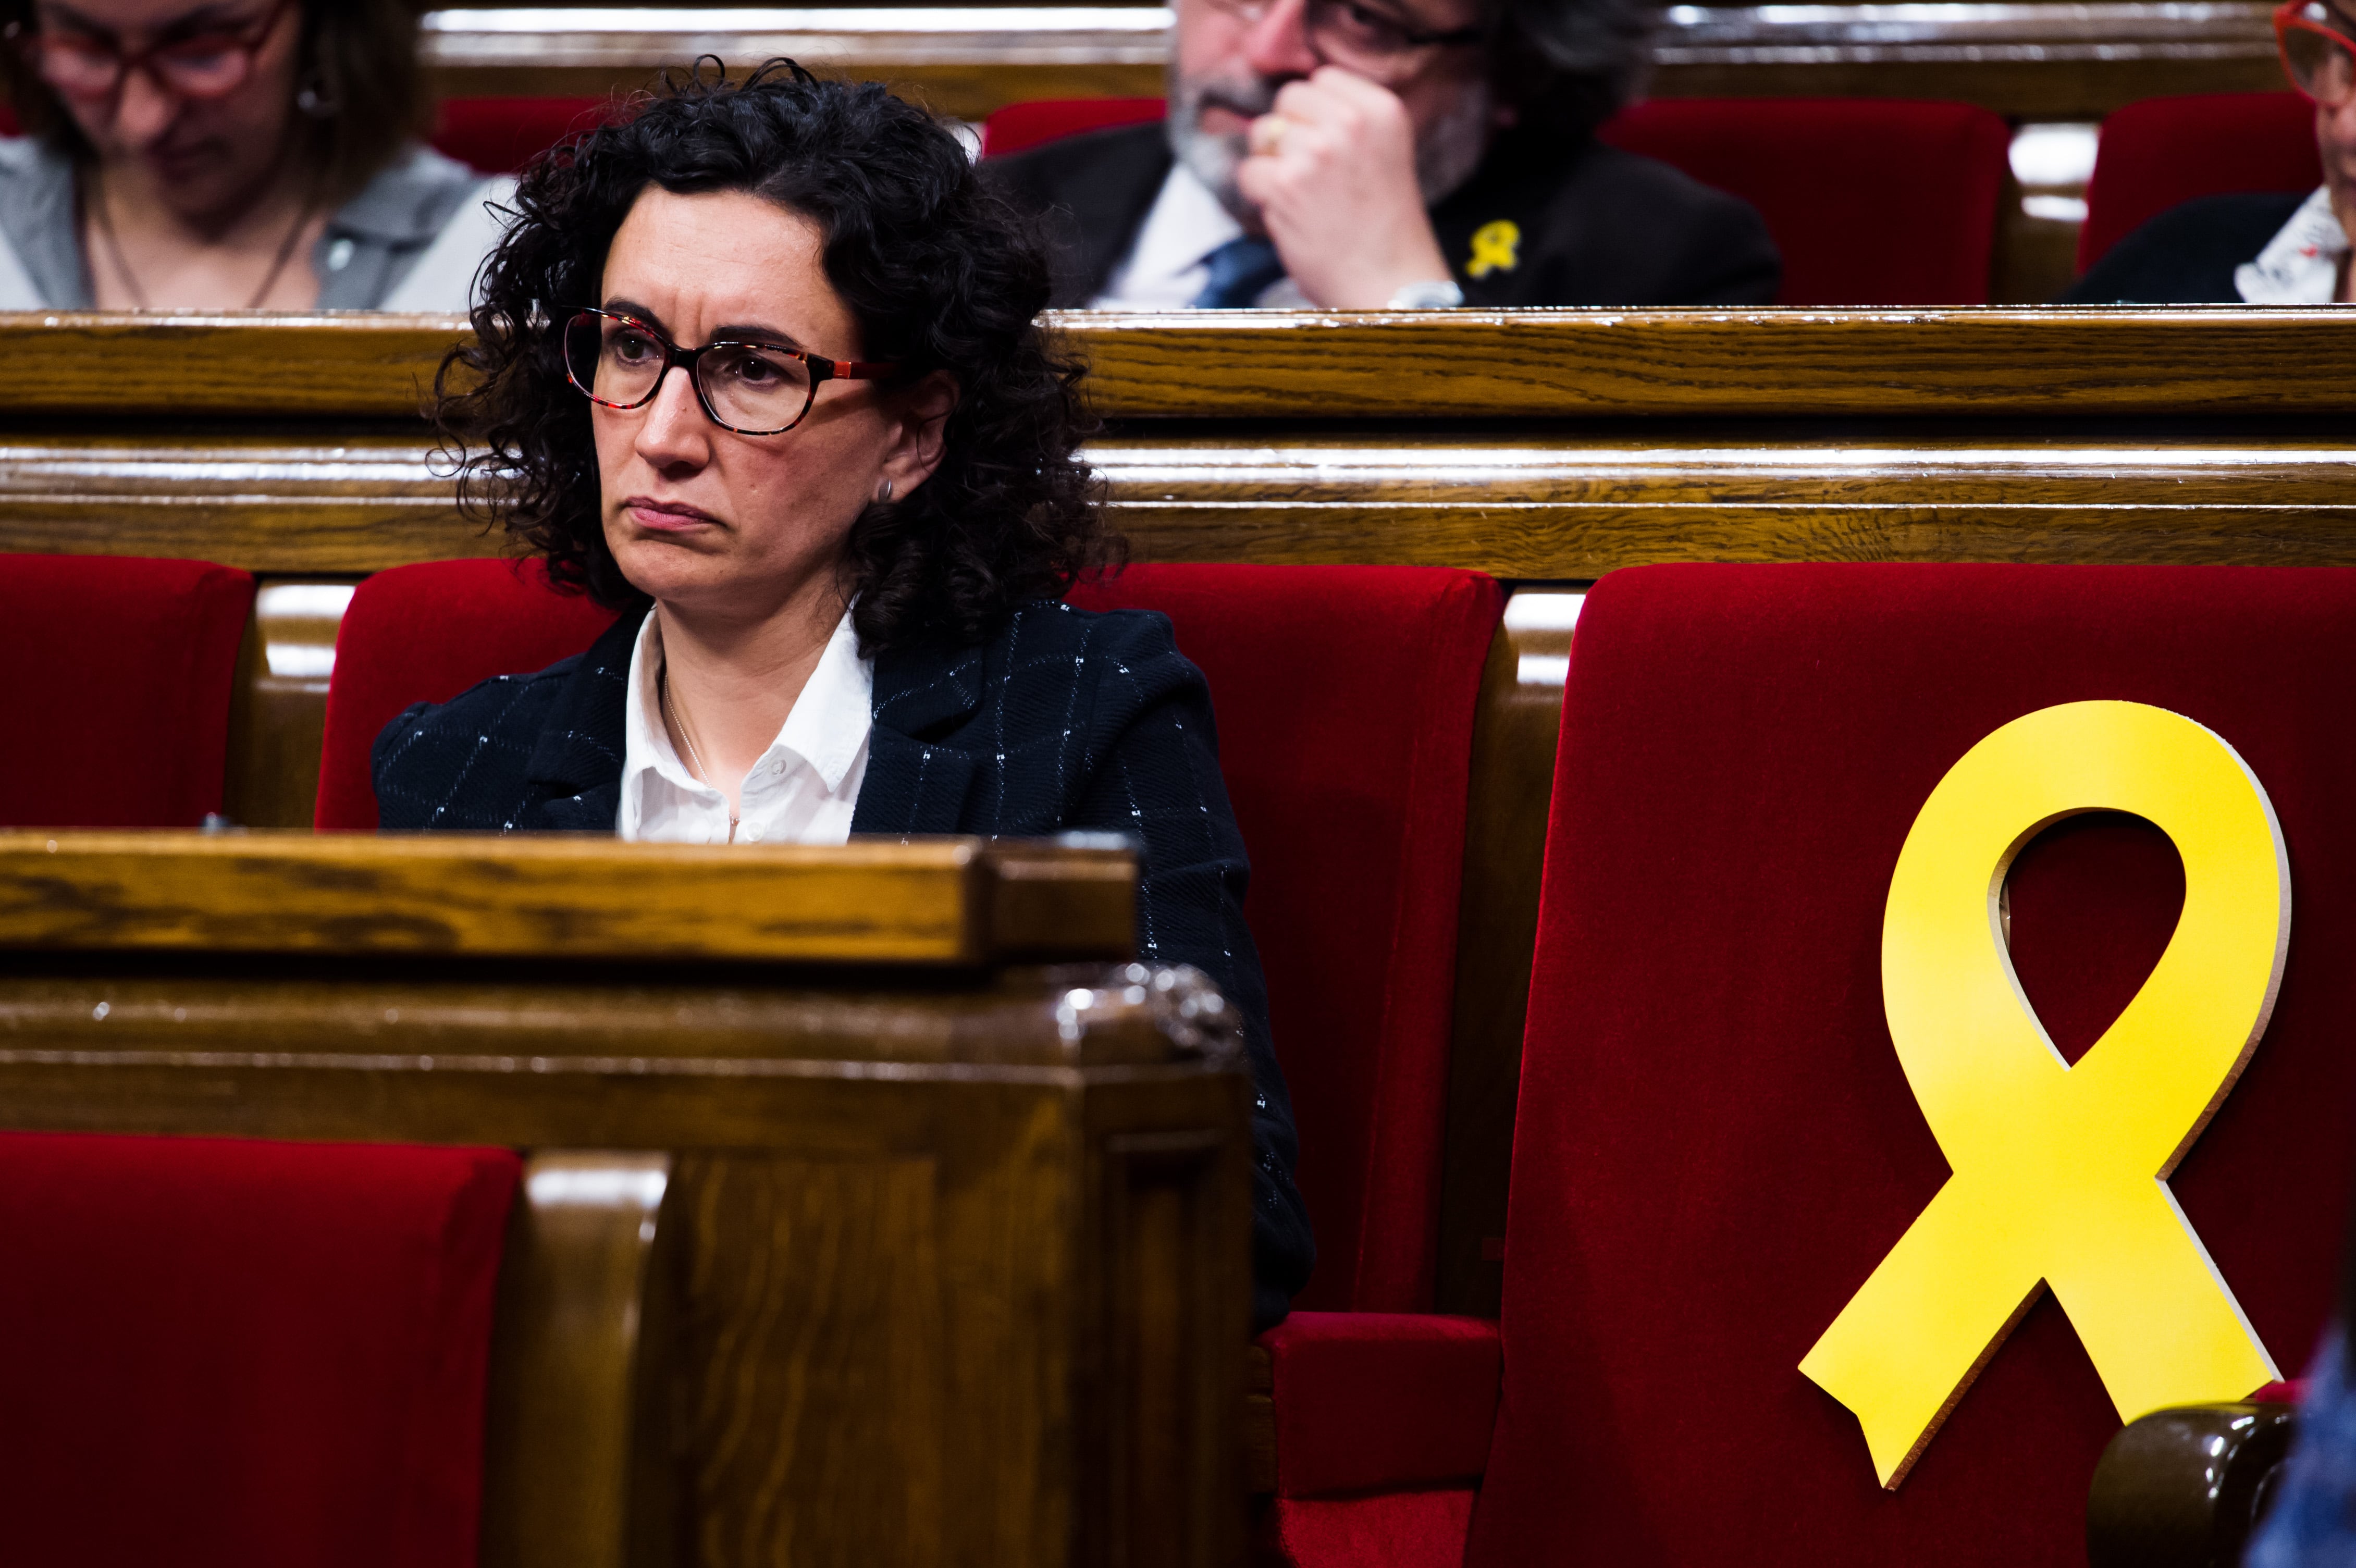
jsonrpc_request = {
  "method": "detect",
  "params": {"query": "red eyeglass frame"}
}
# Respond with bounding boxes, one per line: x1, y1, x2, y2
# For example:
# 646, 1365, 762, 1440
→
563, 308, 902, 437
2276, 0, 2356, 105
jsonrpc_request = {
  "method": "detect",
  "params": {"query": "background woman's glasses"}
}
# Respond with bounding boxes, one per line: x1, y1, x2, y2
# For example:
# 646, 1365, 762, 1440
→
562, 309, 898, 436
6, 0, 294, 104
2278, 0, 2356, 105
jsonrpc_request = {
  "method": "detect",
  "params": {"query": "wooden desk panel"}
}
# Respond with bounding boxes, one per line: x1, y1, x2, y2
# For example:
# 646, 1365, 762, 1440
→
0, 834, 1248, 1568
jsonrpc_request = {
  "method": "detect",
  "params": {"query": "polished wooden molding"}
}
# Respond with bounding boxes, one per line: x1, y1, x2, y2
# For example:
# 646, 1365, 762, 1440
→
2085, 1400, 2297, 1568
481, 1150, 675, 1568
17, 429, 2356, 579
16, 311, 2356, 424
0, 831, 1134, 966
420, 5, 1167, 115
0, 313, 463, 419
1059, 310, 2356, 419
408, 4, 2282, 118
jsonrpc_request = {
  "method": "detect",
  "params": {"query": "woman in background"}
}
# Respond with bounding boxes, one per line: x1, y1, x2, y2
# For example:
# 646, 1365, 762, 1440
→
0, 0, 508, 309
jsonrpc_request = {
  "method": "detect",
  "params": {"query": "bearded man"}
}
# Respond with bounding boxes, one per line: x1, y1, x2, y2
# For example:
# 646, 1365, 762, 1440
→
984, 0, 1781, 310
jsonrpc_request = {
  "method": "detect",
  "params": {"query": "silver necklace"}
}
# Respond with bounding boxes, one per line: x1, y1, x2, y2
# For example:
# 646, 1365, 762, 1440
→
658, 668, 739, 836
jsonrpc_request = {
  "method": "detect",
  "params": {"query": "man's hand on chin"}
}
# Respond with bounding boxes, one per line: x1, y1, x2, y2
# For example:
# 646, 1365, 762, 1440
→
1235, 66, 1455, 309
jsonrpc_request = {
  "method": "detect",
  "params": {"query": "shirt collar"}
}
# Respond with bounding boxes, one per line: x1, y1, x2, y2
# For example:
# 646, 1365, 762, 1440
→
621, 601, 875, 805
2236, 186, 2349, 305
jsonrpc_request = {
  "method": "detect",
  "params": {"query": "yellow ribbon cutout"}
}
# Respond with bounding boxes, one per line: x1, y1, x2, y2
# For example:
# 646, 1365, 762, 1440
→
1799, 700, 2288, 1489
1466, 220, 1520, 278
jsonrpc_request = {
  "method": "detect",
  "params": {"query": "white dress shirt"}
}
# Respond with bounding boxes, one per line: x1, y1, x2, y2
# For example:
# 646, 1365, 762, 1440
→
2236, 186, 2351, 304
616, 607, 873, 845
1089, 162, 1310, 310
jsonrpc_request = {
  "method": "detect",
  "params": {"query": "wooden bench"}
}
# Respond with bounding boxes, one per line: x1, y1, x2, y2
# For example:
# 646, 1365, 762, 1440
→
7, 306, 2356, 1317
0, 829, 1245, 1566
414, 4, 2286, 122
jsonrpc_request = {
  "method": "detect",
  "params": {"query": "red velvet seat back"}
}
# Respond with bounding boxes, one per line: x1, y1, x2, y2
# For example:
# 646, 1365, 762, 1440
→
1473, 564, 2356, 1568
315, 560, 620, 831
1069, 565, 1501, 1311
0, 1131, 519, 1568
430, 95, 616, 174
1598, 98, 2013, 304
980, 96, 1168, 157
2077, 92, 2321, 270
0, 553, 253, 828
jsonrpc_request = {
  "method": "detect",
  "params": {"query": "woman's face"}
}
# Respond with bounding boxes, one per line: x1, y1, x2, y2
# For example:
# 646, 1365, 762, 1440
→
594, 186, 948, 624
36, 0, 303, 218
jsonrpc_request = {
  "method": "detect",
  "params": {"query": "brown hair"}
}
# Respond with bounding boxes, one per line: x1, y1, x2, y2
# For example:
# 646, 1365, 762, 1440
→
1, 0, 425, 202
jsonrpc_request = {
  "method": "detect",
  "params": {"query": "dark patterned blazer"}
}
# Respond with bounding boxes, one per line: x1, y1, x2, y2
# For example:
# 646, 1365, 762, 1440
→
373, 599, 1315, 1329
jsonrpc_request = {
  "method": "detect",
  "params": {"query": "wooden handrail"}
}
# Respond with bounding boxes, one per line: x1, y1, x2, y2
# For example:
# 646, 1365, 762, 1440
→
13, 308, 2356, 421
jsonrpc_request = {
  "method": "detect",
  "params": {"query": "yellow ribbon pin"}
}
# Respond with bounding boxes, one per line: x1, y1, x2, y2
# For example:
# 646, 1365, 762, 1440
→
1800, 700, 2288, 1489
1466, 220, 1520, 278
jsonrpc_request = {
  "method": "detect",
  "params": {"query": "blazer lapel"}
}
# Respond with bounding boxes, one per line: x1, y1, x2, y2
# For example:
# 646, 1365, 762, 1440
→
1042, 125, 1175, 307
853, 639, 988, 836
519, 607, 643, 830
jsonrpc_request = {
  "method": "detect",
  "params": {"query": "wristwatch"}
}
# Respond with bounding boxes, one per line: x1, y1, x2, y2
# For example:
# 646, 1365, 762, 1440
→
1387, 279, 1466, 310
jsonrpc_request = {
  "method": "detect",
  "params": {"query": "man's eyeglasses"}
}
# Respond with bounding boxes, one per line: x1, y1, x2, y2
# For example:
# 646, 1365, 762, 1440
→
2278, 0, 2356, 106
562, 309, 899, 437
5, 0, 297, 105
1198, 0, 1483, 82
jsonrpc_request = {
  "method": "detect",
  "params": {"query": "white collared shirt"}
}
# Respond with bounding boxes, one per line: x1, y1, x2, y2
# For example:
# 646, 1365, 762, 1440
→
1090, 162, 1310, 310
616, 607, 873, 845
2236, 186, 2351, 304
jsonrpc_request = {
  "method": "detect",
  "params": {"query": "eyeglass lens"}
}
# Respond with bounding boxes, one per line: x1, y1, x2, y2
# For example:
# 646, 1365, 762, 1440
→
1204, 0, 1462, 77
32, 6, 275, 102
564, 314, 817, 433
2287, 14, 2356, 103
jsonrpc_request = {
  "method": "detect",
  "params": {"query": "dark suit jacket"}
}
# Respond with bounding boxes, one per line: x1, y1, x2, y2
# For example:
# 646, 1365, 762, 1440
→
984, 121, 1782, 308
2058, 191, 2306, 304
373, 599, 1316, 1330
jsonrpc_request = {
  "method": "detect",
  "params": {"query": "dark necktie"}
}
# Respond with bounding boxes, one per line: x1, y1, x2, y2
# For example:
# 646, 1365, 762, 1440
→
1191, 236, 1286, 309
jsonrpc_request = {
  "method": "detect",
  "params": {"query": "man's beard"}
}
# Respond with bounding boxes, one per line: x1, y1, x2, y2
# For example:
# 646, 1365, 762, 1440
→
1166, 63, 1495, 228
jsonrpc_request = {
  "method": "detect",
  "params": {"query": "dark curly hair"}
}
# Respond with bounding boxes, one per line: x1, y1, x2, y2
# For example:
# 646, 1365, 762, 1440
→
435, 60, 1115, 655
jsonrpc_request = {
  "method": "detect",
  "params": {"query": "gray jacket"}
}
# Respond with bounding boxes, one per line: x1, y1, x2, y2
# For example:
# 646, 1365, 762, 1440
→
0, 138, 514, 311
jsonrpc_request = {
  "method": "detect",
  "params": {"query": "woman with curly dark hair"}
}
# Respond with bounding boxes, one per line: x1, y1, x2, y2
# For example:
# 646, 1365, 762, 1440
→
375, 61, 1313, 1330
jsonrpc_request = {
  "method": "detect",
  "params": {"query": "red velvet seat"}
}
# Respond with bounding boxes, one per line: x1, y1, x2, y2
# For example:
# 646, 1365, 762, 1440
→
430, 95, 617, 175
1267, 563, 2356, 1567
320, 560, 1502, 1317
0, 1131, 518, 1567
980, 95, 1167, 158
2077, 93, 2321, 271
315, 560, 619, 831
1068, 565, 1501, 1311
979, 95, 2009, 305
0, 553, 253, 828
1598, 98, 2012, 305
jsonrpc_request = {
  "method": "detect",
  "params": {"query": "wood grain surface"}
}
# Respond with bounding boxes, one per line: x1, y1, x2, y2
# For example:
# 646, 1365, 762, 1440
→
0, 832, 1133, 965
1060, 310, 2356, 418
15, 428, 2356, 577
14, 311, 2356, 423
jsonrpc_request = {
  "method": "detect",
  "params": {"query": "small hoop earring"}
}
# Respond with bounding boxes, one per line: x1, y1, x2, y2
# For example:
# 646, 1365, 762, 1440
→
876, 478, 894, 504
295, 75, 340, 119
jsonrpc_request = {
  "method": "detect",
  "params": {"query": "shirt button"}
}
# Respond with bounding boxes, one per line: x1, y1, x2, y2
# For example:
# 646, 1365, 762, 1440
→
742, 824, 764, 842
